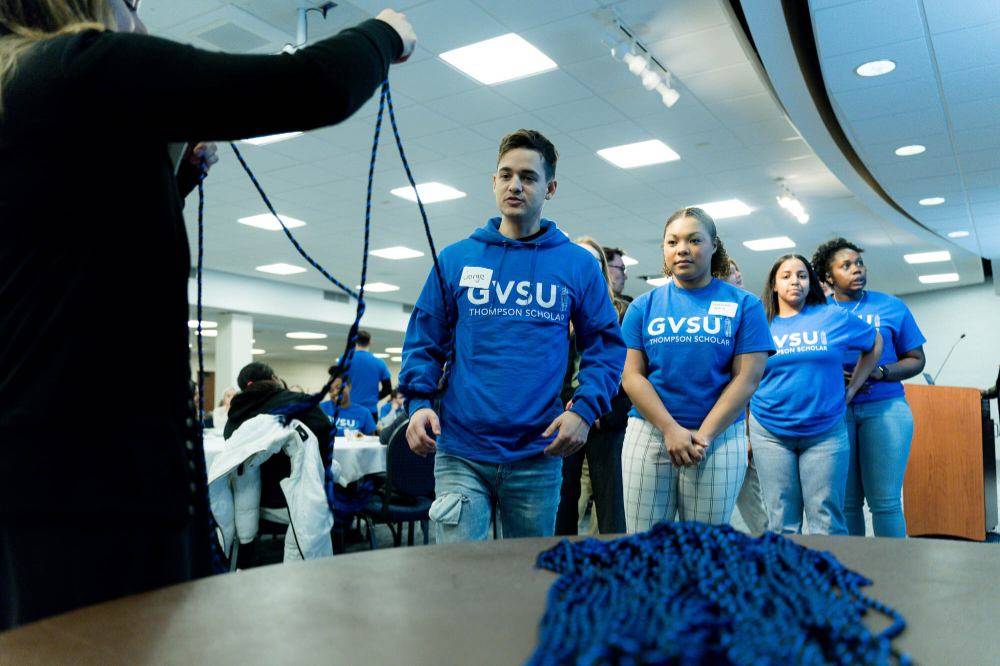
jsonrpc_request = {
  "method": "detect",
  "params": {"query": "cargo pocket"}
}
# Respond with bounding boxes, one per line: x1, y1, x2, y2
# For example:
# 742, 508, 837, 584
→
428, 492, 465, 525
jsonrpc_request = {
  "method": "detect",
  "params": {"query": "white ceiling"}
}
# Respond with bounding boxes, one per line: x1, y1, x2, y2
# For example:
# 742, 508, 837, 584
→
810, 0, 1000, 260
141, 0, 987, 312
191, 308, 406, 365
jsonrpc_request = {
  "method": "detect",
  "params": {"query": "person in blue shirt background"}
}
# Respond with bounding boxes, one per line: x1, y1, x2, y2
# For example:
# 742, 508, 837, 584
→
320, 376, 376, 437
399, 129, 625, 543
813, 238, 927, 537
749, 254, 882, 535
621, 207, 774, 531
721, 257, 770, 536
346, 330, 392, 420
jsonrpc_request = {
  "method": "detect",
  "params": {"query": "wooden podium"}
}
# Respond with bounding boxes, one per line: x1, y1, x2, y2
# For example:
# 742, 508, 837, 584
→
903, 385, 998, 541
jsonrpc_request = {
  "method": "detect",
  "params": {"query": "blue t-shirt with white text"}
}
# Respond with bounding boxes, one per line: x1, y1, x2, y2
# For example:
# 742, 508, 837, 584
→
621, 278, 774, 429
346, 349, 391, 413
829, 291, 925, 404
319, 401, 376, 436
751, 304, 877, 437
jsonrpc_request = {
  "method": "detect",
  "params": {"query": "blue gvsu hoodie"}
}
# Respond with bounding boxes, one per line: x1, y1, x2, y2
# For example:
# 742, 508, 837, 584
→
399, 218, 625, 464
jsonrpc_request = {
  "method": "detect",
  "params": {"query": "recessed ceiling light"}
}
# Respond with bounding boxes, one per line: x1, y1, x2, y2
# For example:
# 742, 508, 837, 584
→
947, 230, 970, 238
894, 144, 926, 157
744, 236, 796, 251
855, 59, 895, 77
918, 273, 959, 284
370, 246, 425, 260
293, 344, 328, 351
390, 182, 466, 204
238, 213, 306, 231
691, 199, 753, 219
286, 331, 327, 340
390, 356, 403, 363
646, 276, 670, 286
194, 329, 218, 337
622, 255, 639, 267
373, 353, 390, 359
439, 33, 557, 85
597, 140, 680, 169
918, 197, 945, 206
384, 347, 403, 354
241, 131, 303, 146
904, 250, 951, 264
252, 348, 266, 355
256, 262, 306, 275
188, 319, 217, 329
362, 282, 400, 293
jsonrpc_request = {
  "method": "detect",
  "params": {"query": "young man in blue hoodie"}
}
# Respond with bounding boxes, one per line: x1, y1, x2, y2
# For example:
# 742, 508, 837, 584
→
399, 129, 626, 543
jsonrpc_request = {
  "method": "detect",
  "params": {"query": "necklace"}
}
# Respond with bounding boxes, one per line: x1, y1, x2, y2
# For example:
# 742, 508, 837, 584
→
848, 290, 866, 313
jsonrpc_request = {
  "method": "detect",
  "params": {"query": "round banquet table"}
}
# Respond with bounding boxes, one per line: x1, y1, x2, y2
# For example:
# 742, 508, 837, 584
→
1, 535, 996, 664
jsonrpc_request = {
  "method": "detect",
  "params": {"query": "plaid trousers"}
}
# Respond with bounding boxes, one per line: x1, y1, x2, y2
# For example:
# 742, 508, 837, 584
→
622, 417, 747, 532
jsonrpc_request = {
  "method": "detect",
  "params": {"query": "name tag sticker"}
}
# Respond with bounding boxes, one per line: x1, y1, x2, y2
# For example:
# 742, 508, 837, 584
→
459, 266, 493, 289
708, 301, 738, 317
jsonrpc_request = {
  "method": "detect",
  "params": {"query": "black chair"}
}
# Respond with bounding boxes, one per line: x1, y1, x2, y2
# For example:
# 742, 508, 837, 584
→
361, 417, 435, 547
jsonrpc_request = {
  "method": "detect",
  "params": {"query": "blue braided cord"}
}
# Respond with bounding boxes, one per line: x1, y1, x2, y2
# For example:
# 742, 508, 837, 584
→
229, 82, 391, 522
382, 84, 456, 401
529, 522, 910, 666
195, 158, 228, 575
228, 142, 359, 300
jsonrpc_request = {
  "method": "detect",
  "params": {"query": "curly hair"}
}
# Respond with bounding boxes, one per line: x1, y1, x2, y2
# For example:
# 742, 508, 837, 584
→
662, 207, 732, 279
811, 237, 864, 285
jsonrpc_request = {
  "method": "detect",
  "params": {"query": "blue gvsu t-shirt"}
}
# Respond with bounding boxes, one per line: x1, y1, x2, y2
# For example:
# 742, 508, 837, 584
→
621, 278, 774, 429
319, 401, 376, 436
751, 304, 877, 437
830, 291, 926, 404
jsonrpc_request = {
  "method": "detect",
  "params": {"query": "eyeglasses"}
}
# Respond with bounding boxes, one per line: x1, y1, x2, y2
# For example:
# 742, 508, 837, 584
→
124, 0, 142, 12
607, 263, 628, 274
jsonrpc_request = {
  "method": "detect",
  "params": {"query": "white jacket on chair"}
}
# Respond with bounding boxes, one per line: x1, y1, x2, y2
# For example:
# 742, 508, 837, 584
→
207, 414, 337, 561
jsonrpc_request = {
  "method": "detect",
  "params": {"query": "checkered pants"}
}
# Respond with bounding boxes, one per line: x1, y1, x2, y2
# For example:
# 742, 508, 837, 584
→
622, 417, 748, 532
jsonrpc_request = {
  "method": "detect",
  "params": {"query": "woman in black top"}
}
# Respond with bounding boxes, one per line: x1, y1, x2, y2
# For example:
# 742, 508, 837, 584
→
0, 0, 414, 628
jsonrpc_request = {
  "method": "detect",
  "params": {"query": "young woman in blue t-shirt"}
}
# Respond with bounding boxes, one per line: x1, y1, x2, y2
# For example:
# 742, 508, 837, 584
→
749, 255, 882, 535
812, 238, 927, 537
621, 208, 774, 530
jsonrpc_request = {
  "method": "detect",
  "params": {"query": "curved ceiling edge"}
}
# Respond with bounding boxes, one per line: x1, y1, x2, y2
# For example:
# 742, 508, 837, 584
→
736, 0, 978, 270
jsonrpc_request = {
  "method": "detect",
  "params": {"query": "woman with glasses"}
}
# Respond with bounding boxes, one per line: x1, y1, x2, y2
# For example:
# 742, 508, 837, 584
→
620, 207, 774, 530
0, 0, 415, 628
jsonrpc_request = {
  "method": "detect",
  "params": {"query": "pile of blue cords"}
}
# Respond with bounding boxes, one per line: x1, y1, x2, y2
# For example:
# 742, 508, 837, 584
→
529, 522, 910, 666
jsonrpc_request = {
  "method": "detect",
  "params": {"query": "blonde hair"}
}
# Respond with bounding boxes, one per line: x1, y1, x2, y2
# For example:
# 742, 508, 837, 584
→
574, 235, 627, 318
0, 1, 112, 105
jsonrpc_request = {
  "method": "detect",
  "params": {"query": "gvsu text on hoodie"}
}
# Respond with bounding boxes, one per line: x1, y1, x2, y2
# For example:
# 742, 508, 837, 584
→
399, 218, 626, 464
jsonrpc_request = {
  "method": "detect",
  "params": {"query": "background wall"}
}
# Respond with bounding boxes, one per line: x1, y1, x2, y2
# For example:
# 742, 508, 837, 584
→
899, 279, 1000, 431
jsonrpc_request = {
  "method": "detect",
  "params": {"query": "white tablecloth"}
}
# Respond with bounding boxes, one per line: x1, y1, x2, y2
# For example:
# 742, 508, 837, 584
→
332, 436, 386, 487
203, 431, 386, 488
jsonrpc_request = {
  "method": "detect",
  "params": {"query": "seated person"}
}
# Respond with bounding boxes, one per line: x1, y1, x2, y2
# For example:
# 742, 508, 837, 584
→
320, 376, 377, 436
225, 362, 332, 509
377, 388, 405, 431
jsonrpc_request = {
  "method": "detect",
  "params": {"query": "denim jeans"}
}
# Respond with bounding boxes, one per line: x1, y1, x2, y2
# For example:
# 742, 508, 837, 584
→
749, 415, 850, 535
429, 451, 562, 543
844, 396, 914, 537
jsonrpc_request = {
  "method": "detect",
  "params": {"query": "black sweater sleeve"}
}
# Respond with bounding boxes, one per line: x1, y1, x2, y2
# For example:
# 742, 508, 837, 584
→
56, 19, 402, 142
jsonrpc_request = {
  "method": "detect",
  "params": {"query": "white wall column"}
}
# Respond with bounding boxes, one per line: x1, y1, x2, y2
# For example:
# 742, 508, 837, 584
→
215, 313, 254, 392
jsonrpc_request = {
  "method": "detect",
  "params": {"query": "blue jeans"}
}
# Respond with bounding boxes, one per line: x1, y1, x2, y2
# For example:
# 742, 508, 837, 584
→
429, 451, 562, 543
844, 396, 914, 537
749, 415, 850, 535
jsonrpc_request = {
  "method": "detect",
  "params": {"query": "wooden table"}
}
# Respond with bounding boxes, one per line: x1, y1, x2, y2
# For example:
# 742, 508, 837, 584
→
2, 536, 997, 664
